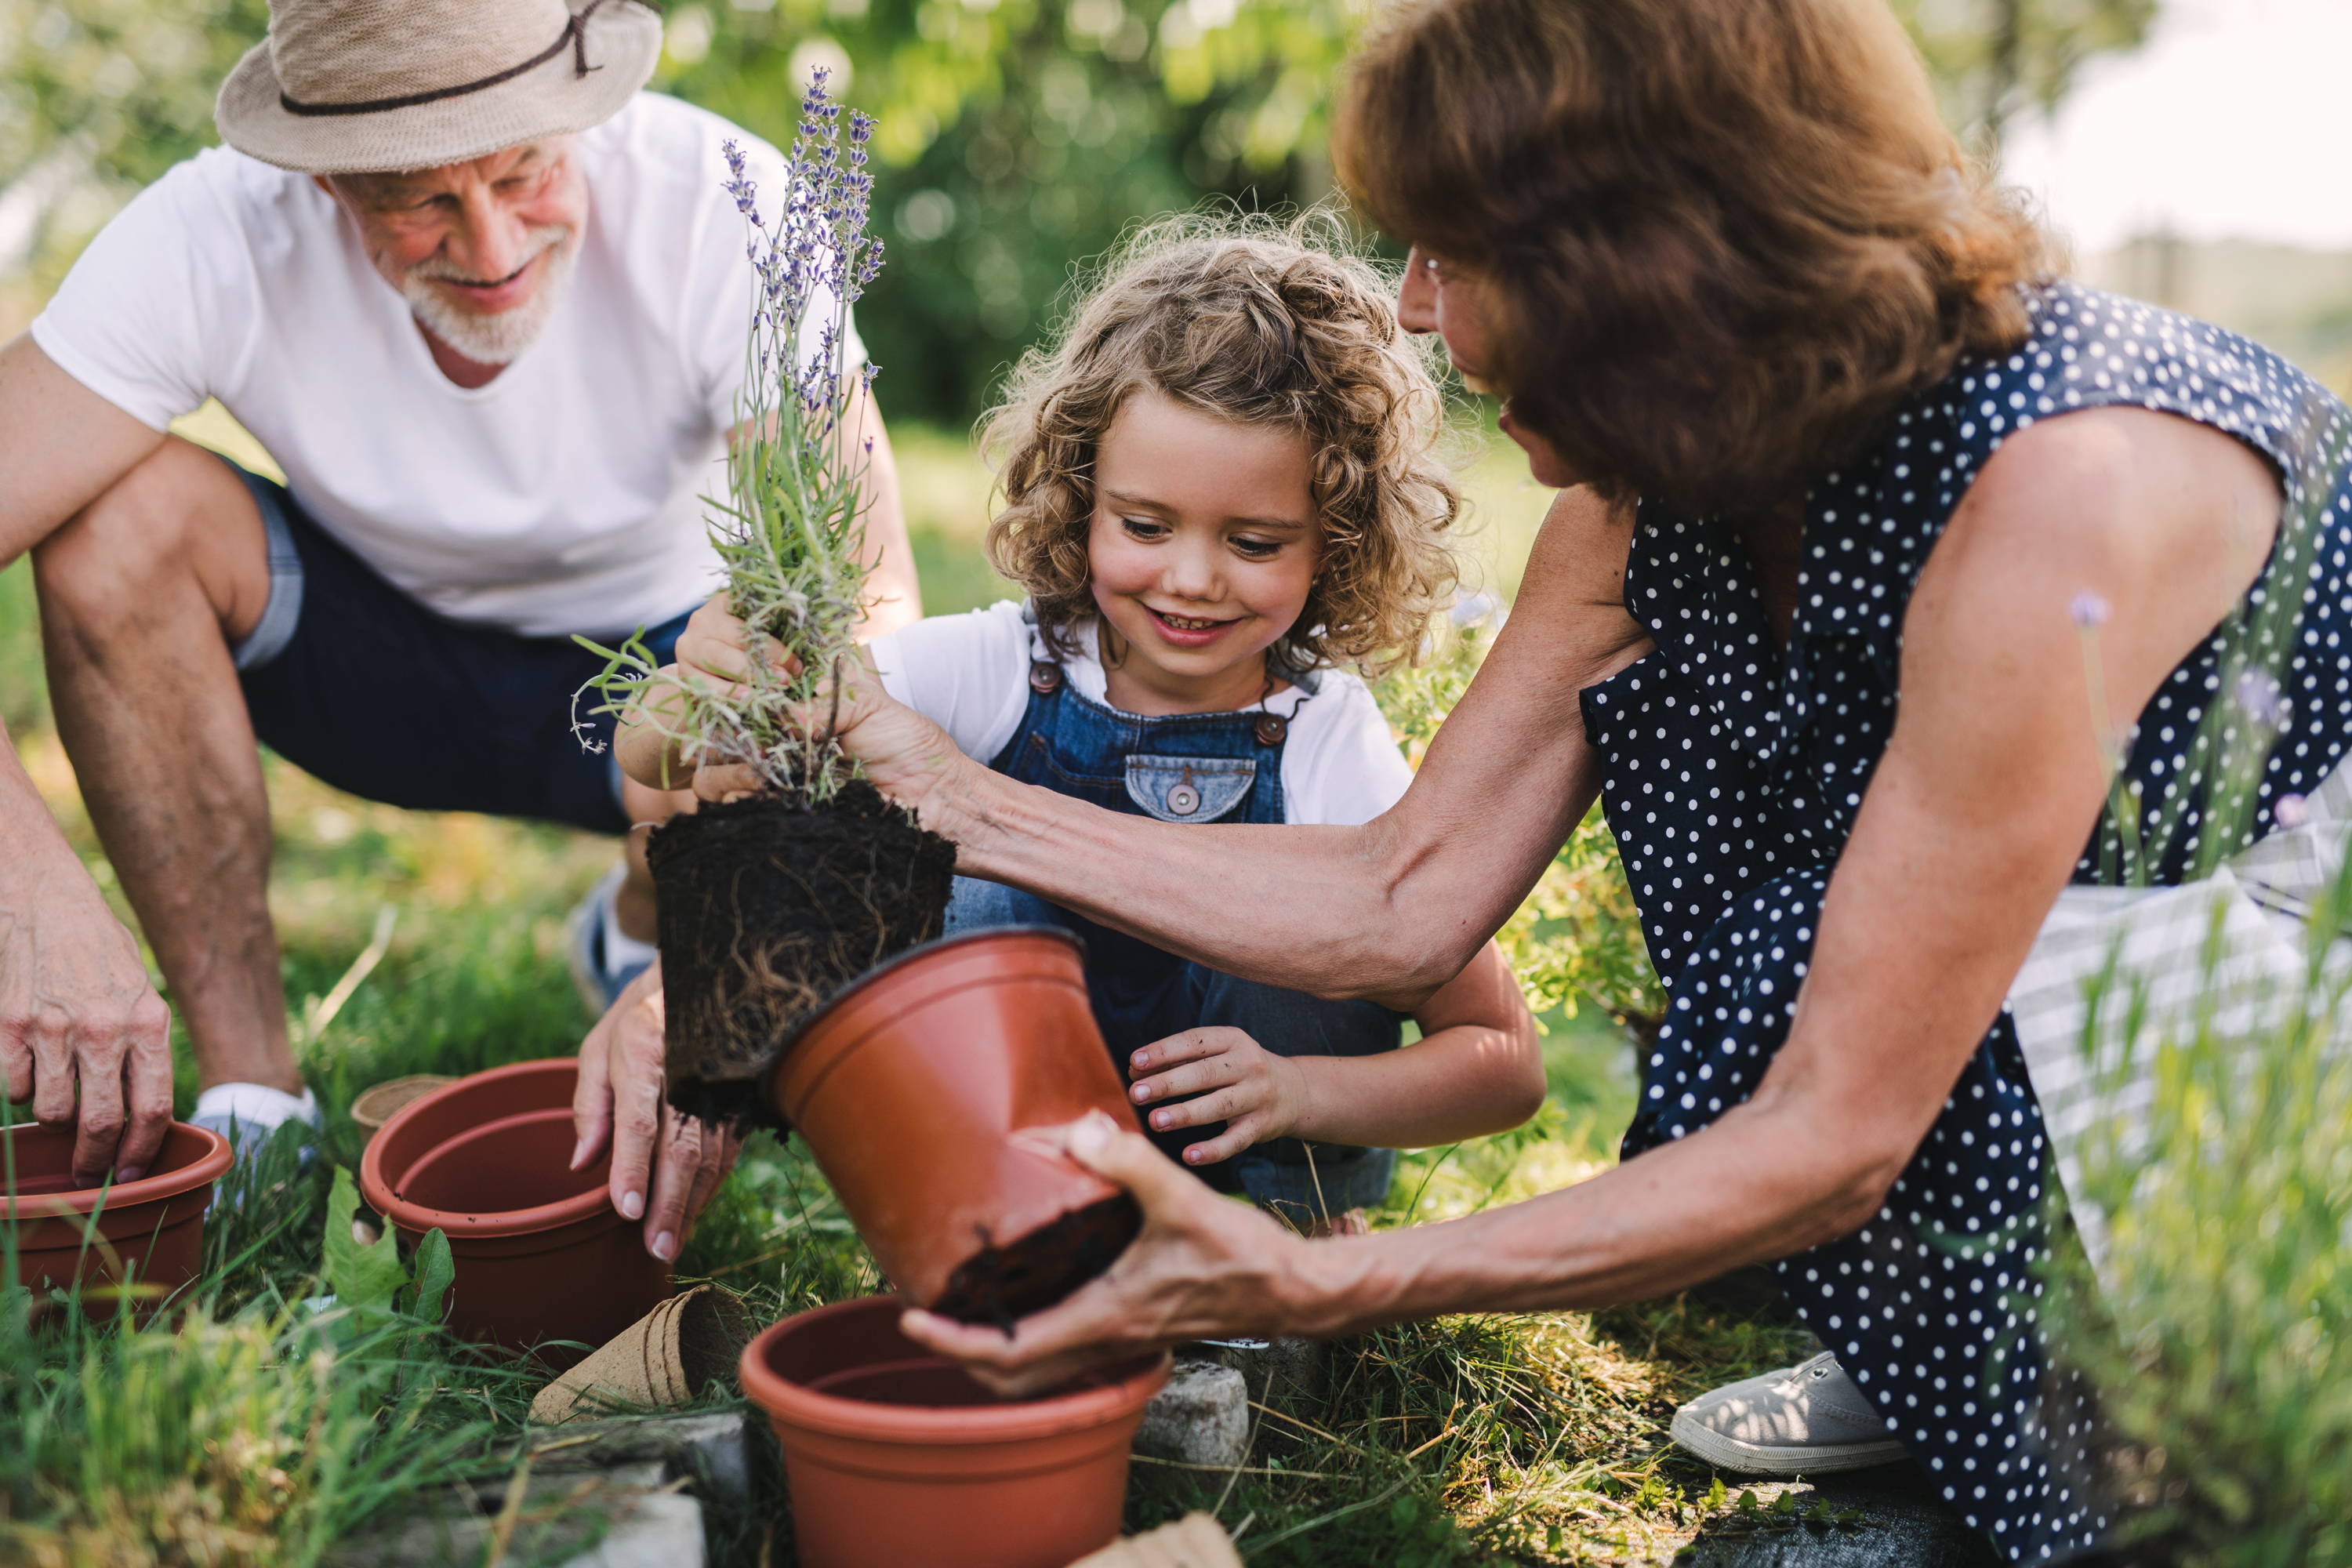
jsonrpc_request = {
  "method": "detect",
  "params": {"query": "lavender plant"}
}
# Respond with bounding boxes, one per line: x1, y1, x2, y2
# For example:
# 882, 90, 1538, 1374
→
583, 70, 885, 806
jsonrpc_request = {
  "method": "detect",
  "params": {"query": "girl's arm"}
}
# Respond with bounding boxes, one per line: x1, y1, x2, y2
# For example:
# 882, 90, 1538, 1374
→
1128, 941, 1544, 1158
833, 486, 1654, 1008
1288, 940, 1546, 1149
903, 407, 2285, 1393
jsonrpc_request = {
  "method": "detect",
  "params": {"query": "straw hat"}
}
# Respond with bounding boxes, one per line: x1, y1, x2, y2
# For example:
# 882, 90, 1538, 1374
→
215, 0, 662, 175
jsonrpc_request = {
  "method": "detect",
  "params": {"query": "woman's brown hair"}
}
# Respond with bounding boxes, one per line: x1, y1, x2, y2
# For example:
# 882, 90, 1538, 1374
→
980, 212, 1460, 677
1334, 0, 2047, 516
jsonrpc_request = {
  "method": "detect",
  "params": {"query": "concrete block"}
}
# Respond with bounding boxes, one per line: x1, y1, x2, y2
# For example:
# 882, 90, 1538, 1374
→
1133, 1359, 1249, 1468
1193, 1335, 1328, 1410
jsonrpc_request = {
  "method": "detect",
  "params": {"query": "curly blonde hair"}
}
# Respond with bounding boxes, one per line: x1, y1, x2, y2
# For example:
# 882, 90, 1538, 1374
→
979, 212, 1461, 678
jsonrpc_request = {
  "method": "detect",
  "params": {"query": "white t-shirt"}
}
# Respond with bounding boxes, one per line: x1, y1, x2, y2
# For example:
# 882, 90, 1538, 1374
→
869, 601, 1417, 827
31, 93, 857, 639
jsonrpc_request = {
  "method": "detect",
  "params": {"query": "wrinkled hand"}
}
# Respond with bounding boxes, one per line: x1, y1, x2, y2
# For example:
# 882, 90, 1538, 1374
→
1127, 1026, 1308, 1167
898, 1110, 1322, 1396
0, 854, 172, 1185
571, 957, 742, 1261
664, 594, 976, 822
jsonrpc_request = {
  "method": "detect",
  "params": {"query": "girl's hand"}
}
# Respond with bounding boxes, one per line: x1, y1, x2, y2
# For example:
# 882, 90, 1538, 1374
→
898, 1110, 1324, 1395
1127, 1027, 1308, 1167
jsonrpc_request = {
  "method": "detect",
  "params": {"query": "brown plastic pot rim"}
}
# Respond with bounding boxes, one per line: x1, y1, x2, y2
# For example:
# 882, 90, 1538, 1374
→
2, 1120, 231, 1220
739, 1296, 1167, 1446
360, 1063, 614, 1238
771, 924, 1086, 1058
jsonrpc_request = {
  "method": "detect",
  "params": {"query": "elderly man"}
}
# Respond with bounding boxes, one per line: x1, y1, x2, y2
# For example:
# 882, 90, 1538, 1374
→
0, 0, 916, 1249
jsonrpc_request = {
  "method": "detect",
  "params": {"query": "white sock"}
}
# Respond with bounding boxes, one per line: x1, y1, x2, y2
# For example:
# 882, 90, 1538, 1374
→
191, 1081, 321, 1137
600, 879, 660, 973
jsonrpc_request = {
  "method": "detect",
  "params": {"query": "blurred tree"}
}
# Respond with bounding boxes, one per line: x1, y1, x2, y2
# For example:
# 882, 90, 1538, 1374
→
4, 0, 2158, 416
1890, 0, 2157, 152
652, 0, 1365, 423
0, 0, 272, 285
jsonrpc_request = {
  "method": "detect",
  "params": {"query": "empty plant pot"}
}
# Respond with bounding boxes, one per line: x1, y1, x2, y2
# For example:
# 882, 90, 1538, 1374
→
764, 926, 1143, 1325
741, 1294, 1169, 1568
360, 1058, 669, 1356
2, 1120, 230, 1319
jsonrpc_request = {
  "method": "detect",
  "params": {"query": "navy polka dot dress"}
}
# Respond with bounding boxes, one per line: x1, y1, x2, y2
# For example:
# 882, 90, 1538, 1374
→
1585, 282, 2352, 1562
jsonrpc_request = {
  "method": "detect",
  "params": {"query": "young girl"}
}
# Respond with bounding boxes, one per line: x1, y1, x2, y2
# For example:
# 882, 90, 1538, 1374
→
628, 220, 1543, 1231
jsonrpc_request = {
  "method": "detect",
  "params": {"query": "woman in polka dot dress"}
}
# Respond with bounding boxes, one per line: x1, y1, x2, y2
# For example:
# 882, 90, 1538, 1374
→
724, 2, 2350, 1560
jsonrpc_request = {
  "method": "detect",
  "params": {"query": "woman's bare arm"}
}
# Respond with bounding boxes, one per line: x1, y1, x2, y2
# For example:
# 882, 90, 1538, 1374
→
862, 487, 1653, 1006
905, 408, 2285, 1390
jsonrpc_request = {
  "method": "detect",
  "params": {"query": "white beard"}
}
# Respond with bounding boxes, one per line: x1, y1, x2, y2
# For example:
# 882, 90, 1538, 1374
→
399, 225, 576, 366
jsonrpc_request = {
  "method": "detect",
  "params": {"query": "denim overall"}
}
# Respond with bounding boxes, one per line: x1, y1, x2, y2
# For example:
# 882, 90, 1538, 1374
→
945, 644, 1402, 1228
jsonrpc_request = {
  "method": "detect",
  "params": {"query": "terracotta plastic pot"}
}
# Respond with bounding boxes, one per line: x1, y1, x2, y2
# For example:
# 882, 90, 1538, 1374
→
741, 1294, 1169, 1568
359, 1058, 669, 1356
2, 1120, 230, 1319
765, 926, 1144, 1323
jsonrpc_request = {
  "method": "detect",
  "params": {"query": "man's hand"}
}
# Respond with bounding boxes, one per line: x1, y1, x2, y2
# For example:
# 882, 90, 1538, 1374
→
1127, 1027, 1308, 1167
898, 1110, 1320, 1395
0, 847, 173, 1185
571, 957, 742, 1261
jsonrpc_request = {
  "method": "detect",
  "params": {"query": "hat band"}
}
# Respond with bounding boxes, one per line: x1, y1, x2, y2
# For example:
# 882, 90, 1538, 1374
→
278, 0, 614, 118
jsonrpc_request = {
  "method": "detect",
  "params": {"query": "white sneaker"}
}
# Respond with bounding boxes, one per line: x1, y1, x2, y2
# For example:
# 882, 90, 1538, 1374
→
1668, 1352, 1910, 1475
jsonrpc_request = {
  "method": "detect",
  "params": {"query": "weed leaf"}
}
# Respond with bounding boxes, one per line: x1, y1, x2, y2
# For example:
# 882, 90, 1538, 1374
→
407, 1227, 456, 1323
323, 1167, 408, 1312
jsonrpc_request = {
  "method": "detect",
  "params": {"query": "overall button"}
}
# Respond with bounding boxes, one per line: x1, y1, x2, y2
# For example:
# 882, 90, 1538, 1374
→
1166, 782, 1201, 816
1029, 661, 1063, 695
1254, 713, 1287, 746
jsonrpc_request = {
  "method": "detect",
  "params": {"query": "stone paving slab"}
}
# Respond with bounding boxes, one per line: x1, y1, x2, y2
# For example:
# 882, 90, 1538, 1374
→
321, 1461, 702, 1568
528, 1410, 754, 1507
321, 1412, 760, 1567
1679, 1466, 2000, 1568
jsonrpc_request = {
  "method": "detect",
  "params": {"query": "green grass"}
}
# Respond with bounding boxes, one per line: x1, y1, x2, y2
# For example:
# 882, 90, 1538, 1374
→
0, 424, 1817, 1566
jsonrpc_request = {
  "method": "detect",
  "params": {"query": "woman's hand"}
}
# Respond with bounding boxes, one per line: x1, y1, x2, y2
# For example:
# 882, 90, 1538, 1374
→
1127, 1027, 1308, 1167
620, 593, 977, 826
898, 1109, 1323, 1396
570, 957, 742, 1261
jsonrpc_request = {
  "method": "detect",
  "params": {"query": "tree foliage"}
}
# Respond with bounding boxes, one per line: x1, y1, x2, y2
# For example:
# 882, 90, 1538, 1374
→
7, 0, 2158, 419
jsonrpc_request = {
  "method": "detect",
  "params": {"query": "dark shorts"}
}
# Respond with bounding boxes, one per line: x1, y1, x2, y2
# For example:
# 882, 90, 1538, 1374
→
224, 459, 696, 836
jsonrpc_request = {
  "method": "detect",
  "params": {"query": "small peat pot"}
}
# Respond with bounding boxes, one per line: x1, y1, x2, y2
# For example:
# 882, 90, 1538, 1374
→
2, 1120, 230, 1319
348, 1073, 456, 1142
767, 926, 1144, 1324
359, 1058, 669, 1356
741, 1294, 1169, 1568
649, 786, 956, 1125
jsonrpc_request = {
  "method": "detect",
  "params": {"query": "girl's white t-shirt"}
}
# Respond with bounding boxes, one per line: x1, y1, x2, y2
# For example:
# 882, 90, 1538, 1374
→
29, 93, 855, 641
868, 601, 1417, 826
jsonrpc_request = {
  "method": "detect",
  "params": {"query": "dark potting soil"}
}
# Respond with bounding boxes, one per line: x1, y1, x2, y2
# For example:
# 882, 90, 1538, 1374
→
649, 783, 954, 1124
927, 1192, 1143, 1332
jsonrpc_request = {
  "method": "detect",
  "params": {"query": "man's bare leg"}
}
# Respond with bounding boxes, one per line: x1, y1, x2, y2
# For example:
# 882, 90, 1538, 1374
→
32, 437, 294, 1094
